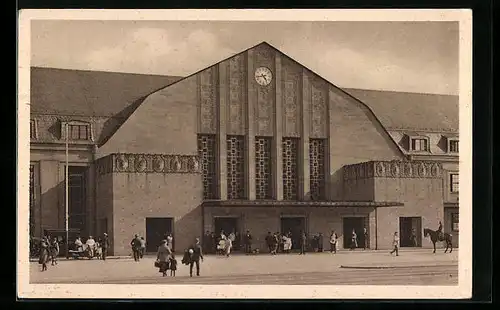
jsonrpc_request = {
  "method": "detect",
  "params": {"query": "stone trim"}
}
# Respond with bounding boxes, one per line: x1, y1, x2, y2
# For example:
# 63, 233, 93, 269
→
202, 200, 403, 207
95, 153, 201, 176
343, 160, 443, 180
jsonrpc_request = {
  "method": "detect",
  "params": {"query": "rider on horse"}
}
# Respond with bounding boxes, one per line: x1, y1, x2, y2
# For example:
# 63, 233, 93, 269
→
437, 221, 444, 241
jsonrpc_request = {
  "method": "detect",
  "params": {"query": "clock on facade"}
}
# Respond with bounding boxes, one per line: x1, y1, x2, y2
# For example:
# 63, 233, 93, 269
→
254, 67, 273, 86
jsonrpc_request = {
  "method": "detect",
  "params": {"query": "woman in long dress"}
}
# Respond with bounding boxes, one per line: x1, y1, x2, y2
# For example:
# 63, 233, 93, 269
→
39, 237, 50, 271
50, 237, 59, 265
225, 236, 233, 257
156, 239, 172, 277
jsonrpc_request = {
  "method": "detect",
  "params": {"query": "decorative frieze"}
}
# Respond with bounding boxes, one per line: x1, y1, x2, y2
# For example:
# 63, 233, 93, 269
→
199, 66, 217, 134
228, 55, 245, 135
343, 160, 443, 180
282, 58, 301, 137
310, 78, 328, 138
96, 153, 201, 176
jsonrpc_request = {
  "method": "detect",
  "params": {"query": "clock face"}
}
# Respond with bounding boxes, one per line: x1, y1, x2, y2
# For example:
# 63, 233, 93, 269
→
254, 67, 273, 86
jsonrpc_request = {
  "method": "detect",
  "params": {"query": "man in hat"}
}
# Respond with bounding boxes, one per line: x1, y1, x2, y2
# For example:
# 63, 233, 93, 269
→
101, 233, 110, 260
188, 238, 204, 277
130, 234, 142, 262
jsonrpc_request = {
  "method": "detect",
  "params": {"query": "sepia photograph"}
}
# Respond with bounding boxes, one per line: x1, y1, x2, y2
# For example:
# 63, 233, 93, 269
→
17, 9, 472, 299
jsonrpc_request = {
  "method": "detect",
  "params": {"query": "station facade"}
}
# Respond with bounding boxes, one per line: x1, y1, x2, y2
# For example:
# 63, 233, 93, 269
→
29, 42, 459, 255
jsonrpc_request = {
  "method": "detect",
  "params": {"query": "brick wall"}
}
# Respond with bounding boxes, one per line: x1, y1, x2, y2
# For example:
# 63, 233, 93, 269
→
375, 177, 444, 249
111, 173, 203, 256
96, 172, 114, 254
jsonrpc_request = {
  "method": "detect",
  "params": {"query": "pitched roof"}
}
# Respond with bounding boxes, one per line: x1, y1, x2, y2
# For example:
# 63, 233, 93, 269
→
30, 67, 182, 117
343, 88, 459, 133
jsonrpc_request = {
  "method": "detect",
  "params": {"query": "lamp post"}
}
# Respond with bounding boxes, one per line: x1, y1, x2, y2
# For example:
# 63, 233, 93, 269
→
65, 123, 69, 258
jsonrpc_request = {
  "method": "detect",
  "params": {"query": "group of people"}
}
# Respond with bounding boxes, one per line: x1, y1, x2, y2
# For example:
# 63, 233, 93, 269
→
37, 233, 111, 271
130, 233, 173, 262
38, 236, 60, 271
155, 237, 203, 277
203, 230, 240, 255
73, 234, 110, 260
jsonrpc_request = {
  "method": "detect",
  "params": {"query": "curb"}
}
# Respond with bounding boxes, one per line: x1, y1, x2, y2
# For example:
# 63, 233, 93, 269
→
340, 263, 458, 270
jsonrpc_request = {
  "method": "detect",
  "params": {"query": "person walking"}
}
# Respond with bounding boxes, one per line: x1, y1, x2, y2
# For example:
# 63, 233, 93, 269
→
410, 228, 418, 247
86, 236, 96, 259
318, 233, 324, 252
299, 231, 307, 255
243, 230, 253, 254
350, 229, 358, 251
39, 237, 50, 272
265, 232, 273, 254
101, 233, 110, 260
130, 234, 142, 262
166, 233, 174, 251
139, 237, 146, 258
50, 237, 59, 266
390, 232, 400, 256
156, 239, 172, 277
329, 231, 338, 254
169, 253, 178, 277
225, 235, 233, 257
187, 238, 204, 277
363, 227, 369, 250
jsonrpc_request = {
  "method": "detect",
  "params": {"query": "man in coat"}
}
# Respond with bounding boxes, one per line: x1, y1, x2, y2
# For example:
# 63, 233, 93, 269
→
243, 230, 253, 254
300, 231, 307, 255
130, 234, 142, 262
188, 238, 204, 277
101, 233, 110, 260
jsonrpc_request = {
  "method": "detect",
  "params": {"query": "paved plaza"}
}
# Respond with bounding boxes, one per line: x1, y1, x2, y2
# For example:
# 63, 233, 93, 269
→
30, 249, 458, 285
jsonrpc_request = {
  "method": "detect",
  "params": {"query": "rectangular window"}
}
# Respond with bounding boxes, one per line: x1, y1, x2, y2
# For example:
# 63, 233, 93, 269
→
197, 135, 217, 200
30, 120, 36, 139
411, 138, 428, 151
309, 139, 326, 200
451, 212, 459, 231
449, 140, 459, 153
227, 135, 245, 200
255, 137, 272, 199
67, 166, 87, 233
68, 124, 89, 140
282, 138, 299, 200
450, 173, 459, 193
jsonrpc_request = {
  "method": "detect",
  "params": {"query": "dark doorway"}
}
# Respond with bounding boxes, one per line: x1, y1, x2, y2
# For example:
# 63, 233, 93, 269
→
67, 166, 88, 234
399, 217, 422, 247
214, 217, 239, 237
343, 217, 366, 249
280, 217, 306, 252
146, 217, 174, 253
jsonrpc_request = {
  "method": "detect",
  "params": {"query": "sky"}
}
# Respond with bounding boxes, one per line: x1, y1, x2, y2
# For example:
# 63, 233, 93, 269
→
31, 20, 459, 95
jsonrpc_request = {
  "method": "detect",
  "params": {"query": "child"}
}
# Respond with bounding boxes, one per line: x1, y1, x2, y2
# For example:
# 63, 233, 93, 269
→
169, 254, 178, 277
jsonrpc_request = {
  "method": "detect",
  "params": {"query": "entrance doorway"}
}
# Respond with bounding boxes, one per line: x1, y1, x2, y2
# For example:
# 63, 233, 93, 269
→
214, 216, 239, 236
399, 217, 422, 247
343, 217, 366, 249
280, 217, 306, 252
146, 217, 174, 253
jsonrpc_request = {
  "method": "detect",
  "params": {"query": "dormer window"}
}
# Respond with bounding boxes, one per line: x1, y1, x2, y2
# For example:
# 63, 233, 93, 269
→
411, 138, 428, 151
30, 119, 37, 139
405, 133, 430, 152
61, 120, 93, 141
448, 139, 459, 153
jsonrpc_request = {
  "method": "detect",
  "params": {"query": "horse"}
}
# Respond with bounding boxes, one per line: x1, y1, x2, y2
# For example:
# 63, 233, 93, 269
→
423, 228, 453, 253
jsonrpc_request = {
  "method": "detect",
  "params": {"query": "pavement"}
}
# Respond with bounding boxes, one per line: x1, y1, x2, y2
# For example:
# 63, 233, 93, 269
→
29, 248, 458, 285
